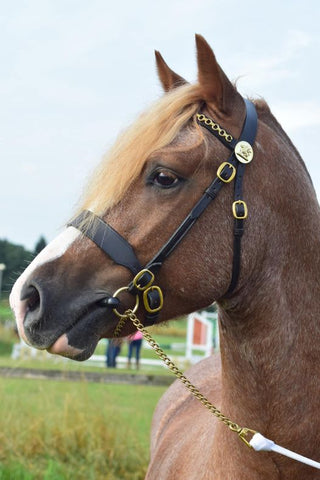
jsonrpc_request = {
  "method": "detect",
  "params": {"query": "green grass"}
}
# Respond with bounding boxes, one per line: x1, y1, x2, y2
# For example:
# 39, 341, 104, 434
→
0, 297, 172, 478
0, 378, 166, 479
0, 299, 212, 478
0, 299, 214, 478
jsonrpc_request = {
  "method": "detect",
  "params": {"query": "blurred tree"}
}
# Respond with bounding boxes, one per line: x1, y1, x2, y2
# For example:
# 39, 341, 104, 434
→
0, 240, 33, 294
34, 236, 47, 255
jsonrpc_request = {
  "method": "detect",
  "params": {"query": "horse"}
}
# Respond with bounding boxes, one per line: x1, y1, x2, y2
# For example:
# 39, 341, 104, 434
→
10, 35, 320, 479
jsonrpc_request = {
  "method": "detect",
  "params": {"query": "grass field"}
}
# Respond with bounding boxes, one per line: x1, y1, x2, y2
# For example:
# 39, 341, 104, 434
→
0, 377, 166, 479
0, 297, 184, 479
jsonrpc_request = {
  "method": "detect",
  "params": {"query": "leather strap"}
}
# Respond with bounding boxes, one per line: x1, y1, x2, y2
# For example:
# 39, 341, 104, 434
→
69, 211, 142, 275
226, 99, 258, 294
145, 175, 227, 273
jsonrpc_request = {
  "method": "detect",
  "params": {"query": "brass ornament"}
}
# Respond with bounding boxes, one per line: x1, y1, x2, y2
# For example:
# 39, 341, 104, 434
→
196, 113, 233, 143
234, 141, 254, 164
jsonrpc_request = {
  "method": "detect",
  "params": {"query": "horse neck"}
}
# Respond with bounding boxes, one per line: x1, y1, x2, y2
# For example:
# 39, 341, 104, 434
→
217, 173, 320, 447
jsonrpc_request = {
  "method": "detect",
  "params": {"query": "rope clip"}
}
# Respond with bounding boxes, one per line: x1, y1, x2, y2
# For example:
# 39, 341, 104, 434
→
238, 428, 257, 449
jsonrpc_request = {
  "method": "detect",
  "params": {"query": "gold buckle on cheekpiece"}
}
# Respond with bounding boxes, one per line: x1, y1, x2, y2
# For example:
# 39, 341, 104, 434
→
232, 200, 248, 219
132, 269, 155, 291
217, 162, 236, 183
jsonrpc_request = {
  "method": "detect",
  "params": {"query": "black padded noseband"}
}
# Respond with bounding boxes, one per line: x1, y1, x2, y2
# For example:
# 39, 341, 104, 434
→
71, 211, 142, 275
69, 98, 258, 320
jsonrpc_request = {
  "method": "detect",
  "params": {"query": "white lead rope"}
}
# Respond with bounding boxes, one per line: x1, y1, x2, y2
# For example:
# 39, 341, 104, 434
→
250, 433, 320, 470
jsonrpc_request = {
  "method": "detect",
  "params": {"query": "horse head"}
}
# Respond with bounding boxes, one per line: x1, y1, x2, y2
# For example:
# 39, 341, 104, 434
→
10, 35, 316, 364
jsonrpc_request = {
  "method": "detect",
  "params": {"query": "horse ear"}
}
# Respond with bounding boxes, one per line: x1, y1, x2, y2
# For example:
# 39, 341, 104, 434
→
195, 34, 240, 114
155, 50, 187, 92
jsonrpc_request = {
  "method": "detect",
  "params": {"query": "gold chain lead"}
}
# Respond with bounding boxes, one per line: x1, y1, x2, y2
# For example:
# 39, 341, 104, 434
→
115, 309, 256, 446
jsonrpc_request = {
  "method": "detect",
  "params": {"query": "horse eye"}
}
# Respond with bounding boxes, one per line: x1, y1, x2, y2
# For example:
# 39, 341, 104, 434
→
152, 170, 180, 188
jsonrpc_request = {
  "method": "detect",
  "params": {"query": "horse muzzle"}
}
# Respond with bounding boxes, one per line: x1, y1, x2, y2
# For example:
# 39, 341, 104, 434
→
10, 274, 117, 360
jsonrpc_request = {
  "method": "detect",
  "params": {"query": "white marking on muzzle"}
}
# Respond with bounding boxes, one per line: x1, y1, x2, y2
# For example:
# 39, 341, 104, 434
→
48, 334, 83, 357
10, 227, 81, 340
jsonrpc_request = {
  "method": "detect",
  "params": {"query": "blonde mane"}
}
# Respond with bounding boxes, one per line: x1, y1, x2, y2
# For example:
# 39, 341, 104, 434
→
79, 84, 205, 216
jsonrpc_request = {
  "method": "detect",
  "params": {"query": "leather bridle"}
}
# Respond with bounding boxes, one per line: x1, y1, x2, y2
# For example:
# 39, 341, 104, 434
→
69, 98, 258, 324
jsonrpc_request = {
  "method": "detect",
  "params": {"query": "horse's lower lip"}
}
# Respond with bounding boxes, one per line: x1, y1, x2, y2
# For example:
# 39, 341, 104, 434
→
46, 307, 111, 360
47, 333, 85, 358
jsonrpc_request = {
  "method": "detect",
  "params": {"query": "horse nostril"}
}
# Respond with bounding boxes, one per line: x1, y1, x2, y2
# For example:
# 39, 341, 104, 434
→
28, 287, 40, 312
21, 285, 41, 312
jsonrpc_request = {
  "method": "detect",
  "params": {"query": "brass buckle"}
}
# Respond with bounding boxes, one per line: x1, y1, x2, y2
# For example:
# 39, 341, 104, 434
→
217, 162, 236, 183
232, 200, 248, 219
143, 286, 164, 314
132, 269, 155, 291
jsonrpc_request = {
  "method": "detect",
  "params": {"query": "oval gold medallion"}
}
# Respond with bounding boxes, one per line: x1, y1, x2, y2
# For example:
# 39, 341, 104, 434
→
234, 141, 254, 164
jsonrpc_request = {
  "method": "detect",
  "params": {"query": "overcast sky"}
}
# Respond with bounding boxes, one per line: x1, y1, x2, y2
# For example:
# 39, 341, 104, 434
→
1, 0, 319, 250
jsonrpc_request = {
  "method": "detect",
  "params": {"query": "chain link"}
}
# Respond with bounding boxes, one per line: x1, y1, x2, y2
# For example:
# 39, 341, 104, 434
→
114, 309, 250, 436
196, 113, 233, 143
113, 316, 127, 338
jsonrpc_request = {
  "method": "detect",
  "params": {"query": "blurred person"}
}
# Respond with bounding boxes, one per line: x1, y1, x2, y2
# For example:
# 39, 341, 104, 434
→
106, 338, 122, 368
127, 331, 143, 369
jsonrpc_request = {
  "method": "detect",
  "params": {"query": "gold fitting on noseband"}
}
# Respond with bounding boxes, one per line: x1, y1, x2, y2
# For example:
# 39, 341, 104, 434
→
217, 162, 236, 183
112, 286, 139, 319
113, 268, 164, 319
232, 200, 248, 220
143, 286, 164, 314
